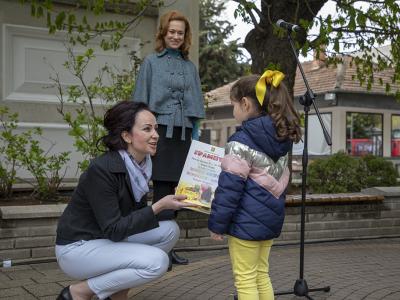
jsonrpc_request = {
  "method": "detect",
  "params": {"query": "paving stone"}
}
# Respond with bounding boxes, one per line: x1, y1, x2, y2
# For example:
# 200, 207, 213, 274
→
0, 296, 37, 300
0, 272, 10, 281
0, 265, 32, 272
30, 262, 60, 272
32, 273, 71, 284
0, 287, 35, 300
0, 278, 35, 289
0, 238, 399, 299
0, 287, 28, 297
23, 282, 63, 297
6, 270, 42, 280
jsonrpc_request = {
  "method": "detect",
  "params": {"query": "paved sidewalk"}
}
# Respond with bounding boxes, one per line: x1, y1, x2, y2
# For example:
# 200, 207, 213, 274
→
1, 238, 399, 299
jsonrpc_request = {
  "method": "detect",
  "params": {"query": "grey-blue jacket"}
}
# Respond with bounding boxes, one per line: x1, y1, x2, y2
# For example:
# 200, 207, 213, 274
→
132, 48, 205, 140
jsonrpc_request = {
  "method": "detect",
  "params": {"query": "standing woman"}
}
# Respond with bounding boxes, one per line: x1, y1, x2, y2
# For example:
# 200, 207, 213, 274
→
55, 101, 194, 300
132, 10, 205, 264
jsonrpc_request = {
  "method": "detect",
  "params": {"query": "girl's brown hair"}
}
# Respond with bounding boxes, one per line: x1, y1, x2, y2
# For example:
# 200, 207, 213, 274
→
230, 74, 302, 143
155, 10, 192, 59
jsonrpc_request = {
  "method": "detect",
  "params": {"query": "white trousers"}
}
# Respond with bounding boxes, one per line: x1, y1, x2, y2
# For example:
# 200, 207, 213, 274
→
55, 220, 179, 299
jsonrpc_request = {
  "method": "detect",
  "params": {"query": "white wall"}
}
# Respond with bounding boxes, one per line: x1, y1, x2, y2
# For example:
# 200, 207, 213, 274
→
0, 0, 200, 180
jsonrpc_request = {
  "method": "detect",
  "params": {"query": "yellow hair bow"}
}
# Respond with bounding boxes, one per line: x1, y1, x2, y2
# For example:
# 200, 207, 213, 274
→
255, 70, 285, 106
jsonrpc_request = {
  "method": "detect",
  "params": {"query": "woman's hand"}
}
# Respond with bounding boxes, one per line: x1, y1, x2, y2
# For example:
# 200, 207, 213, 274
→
210, 231, 224, 241
152, 194, 197, 214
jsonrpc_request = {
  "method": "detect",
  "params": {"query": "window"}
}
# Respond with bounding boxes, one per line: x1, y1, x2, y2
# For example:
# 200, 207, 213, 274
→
346, 112, 383, 156
391, 115, 400, 157
292, 113, 332, 156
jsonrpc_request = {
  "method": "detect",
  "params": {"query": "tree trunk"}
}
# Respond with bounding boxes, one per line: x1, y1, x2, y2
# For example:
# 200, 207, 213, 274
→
244, 0, 327, 97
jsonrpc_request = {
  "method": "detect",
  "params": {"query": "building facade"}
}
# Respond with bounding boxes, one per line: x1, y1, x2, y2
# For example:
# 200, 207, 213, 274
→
0, 0, 199, 180
203, 53, 400, 167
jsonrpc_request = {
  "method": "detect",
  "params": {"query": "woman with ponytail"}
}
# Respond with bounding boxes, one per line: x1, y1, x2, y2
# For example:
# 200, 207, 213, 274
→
208, 71, 301, 300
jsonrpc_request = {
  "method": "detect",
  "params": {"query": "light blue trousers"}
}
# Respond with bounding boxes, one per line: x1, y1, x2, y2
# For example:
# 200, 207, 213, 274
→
55, 220, 179, 299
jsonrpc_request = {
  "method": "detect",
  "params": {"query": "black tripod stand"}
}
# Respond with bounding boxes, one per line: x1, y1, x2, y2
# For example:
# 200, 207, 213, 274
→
274, 30, 332, 300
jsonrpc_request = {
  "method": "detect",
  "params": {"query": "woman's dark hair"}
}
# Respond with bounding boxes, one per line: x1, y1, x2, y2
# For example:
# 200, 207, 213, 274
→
230, 74, 302, 143
101, 101, 151, 151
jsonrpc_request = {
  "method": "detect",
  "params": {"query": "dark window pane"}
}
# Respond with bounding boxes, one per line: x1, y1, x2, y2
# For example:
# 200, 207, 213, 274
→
346, 112, 383, 156
391, 115, 400, 157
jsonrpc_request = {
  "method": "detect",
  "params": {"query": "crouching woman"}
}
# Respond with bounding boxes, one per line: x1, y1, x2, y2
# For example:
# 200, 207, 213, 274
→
55, 101, 194, 300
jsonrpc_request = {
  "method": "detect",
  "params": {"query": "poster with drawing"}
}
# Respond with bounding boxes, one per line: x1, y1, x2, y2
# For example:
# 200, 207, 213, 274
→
175, 140, 224, 214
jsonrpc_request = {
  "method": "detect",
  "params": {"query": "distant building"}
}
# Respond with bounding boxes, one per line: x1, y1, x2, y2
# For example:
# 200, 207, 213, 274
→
203, 50, 400, 165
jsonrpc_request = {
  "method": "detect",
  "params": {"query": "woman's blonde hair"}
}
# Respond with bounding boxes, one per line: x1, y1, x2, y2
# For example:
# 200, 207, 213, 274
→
155, 10, 192, 59
230, 74, 302, 143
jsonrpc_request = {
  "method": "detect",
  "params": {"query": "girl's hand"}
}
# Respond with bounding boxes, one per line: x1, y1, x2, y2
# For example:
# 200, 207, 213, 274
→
210, 231, 224, 241
152, 194, 197, 214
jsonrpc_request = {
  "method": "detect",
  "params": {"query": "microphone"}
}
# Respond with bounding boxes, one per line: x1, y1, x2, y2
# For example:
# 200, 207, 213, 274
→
276, 19, 300, 32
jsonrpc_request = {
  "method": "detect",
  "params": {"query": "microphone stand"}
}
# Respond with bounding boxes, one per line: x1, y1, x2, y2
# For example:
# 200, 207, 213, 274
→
274, 31, 332, 299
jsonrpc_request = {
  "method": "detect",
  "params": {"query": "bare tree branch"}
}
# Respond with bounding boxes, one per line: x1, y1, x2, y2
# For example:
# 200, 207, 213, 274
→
332, 27, 395, 35
59, 0, 154, 45
304, 0, 319, 17
232, 0, 266, 33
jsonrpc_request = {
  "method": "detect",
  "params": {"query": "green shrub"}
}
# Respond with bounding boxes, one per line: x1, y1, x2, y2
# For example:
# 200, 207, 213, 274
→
308, 152, 399, 194
19, 135, 70, 201
360, 155, 398, 187
308, 151, 364, 193
0, 106, 70, 201
0, 106, 31, 199
53, 46, 140, 171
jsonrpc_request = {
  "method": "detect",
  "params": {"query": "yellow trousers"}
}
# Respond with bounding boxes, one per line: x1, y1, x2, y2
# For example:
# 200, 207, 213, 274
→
228, 236, 274, 300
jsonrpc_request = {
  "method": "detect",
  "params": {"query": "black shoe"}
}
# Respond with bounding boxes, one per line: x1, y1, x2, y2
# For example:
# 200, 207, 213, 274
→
170, 250, 189, 265
167, 254, 173, 272
57, 286, 73, 300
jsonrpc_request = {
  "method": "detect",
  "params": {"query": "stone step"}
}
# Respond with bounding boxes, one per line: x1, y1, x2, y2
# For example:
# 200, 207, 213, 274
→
281, 217, 400, 232
278, 226, 400, 241
284, 208, 400, 223
274, 234, 400, 246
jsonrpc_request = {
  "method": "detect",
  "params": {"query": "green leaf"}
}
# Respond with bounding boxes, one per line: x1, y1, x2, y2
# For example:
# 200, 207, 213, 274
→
55, 11, 66, 29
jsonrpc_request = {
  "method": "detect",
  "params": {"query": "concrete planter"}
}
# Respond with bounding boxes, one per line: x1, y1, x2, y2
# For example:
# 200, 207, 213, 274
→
1, 187, 400, 266
0, 204, 66, 266
175, 188, 400, 248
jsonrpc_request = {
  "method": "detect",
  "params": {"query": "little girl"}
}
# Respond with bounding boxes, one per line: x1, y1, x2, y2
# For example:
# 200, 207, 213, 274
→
208, 70, 301, 300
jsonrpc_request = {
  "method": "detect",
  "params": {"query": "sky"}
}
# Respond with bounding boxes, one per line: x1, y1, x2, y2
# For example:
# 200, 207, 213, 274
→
222, 0, 338, 61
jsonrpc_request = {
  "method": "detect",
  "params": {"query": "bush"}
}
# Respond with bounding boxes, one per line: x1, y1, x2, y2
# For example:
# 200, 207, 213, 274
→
308, 151, 364, 193
308, 151, 398, 193
0, 106, 70, 201
20, 135, 70, 201
360, 155, 398, 187
0, 107, 35, 199
53, 46, 140, 171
